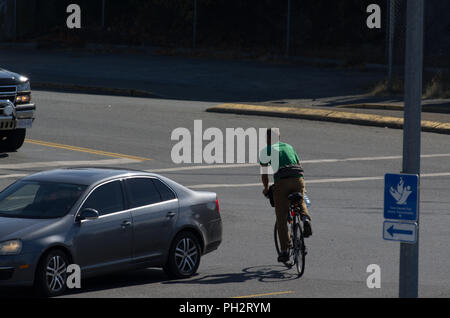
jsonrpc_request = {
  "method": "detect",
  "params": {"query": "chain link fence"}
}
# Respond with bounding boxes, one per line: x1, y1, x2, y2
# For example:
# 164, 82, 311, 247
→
388, 0, 449, 69
385, 0, 449, 97
1, 0, 448, 72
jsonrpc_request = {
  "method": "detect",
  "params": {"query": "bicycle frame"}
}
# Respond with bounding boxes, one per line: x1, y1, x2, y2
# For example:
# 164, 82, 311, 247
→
274, 200, 307, 277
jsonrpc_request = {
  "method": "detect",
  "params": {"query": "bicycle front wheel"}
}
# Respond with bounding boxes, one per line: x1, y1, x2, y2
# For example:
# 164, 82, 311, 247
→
274, 221, 281, 256
293, 219, 306, 277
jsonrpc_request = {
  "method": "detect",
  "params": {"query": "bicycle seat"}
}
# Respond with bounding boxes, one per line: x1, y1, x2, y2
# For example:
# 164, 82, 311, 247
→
288, 192, 303, 203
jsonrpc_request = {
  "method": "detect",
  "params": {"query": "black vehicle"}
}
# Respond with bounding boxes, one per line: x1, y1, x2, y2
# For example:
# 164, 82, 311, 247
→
0, 68, 36, 151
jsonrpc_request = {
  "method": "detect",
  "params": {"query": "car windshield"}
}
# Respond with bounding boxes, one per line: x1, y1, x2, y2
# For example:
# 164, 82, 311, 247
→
0, 181, 87, 219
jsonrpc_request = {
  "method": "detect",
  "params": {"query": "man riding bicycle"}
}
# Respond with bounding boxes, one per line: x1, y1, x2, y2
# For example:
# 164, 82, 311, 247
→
260, 128, 312, 264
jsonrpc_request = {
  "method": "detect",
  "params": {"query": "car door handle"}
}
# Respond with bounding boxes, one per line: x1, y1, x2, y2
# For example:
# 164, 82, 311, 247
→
121, 220, 132, 228
166, 212, 176, 218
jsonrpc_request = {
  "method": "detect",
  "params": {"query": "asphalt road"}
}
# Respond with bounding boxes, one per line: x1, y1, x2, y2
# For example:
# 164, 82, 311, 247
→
1, 90, 450, 298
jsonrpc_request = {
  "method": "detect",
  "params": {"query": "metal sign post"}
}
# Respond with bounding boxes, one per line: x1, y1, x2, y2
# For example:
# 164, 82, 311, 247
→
399, 0, 424, 298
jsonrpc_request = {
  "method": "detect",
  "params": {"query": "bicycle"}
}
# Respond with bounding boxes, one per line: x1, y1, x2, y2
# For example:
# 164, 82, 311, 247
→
274, 192, 310, 277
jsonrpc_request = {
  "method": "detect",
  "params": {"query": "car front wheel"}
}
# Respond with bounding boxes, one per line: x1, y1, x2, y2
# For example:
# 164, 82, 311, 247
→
35, 249, 69, 297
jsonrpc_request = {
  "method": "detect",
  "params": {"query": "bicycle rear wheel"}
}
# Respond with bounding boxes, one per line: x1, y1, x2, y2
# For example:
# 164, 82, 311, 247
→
293, 216, 306, 277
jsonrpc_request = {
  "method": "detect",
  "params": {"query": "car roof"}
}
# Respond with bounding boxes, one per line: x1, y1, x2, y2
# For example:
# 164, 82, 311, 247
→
22, 168, 156, 186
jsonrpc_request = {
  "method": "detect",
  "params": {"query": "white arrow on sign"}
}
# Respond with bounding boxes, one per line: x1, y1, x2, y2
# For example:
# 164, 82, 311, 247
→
383, 221, 417, 243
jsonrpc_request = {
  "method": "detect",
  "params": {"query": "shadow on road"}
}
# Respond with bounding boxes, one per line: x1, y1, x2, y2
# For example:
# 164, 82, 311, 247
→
163, 265, 299, 286
0, 265, 299, 298
0, 268, 168, 298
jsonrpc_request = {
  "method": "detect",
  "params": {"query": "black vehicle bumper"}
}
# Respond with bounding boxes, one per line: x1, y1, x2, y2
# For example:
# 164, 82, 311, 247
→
0, 254, 38, 286
204, 218, 222, 255
0, 103, 36, 130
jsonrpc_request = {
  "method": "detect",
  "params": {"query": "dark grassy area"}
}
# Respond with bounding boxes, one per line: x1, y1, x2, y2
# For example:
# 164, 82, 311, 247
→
370, 71, 450, 99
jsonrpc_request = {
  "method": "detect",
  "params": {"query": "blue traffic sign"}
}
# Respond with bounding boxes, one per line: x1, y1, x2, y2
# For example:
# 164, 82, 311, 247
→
384, 173, 419, 221
383, 221, 417, 243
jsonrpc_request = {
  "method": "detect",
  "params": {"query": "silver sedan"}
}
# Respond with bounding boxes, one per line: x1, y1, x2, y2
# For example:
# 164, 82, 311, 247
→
0, 168, 222, 296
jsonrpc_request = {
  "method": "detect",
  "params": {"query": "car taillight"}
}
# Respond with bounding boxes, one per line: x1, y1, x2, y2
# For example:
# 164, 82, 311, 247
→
215, 198, 220, 214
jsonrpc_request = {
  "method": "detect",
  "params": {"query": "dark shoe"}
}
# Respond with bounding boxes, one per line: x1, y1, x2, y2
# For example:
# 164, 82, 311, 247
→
277, 251, 289, 263
303, 220, 312, 238
284, 260, 293, 268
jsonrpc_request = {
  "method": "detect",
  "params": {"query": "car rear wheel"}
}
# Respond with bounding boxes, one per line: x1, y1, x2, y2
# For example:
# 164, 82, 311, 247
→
164, 231, 201, 279
35, 249, 69, 297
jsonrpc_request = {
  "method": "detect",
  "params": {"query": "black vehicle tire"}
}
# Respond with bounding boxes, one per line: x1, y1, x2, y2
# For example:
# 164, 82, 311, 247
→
164, 231, 201, 279
293, 217, 306, 277
1, 129, 26, 152
34, 249, 69, 297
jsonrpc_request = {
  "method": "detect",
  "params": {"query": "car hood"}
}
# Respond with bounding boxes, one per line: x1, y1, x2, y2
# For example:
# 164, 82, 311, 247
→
0, 216, 56, 241
0, 68, 22, 85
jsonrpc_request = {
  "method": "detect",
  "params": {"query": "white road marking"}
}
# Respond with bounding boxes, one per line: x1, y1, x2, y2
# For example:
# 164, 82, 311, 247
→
148, 163, 256, 172
188, 183, 261, 189
0, 174, 27, 179
0, 154, 449, 184
422, 172, 450, 178
187, 172, 450, 189
148, 153, 450, 173
0, 158, 138, 170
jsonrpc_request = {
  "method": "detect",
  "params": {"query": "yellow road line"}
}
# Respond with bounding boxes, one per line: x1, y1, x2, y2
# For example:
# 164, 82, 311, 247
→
232, 291, 294, 298
25, 139, 151, 162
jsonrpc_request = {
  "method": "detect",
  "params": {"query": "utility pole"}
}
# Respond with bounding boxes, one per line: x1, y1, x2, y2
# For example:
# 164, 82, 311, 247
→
193, 0, 197, 48
387, 0, 395, 91
399, 0, 424, 298
101, 0, 105, 28
286, 0, 291, 56
13, 0, 17, 41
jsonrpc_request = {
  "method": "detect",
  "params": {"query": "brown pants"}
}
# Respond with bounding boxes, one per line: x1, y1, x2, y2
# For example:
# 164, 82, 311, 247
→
274, 177, 310, 252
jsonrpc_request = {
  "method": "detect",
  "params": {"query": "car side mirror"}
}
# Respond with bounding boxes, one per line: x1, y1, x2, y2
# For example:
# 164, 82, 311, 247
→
76, 208, 99, 223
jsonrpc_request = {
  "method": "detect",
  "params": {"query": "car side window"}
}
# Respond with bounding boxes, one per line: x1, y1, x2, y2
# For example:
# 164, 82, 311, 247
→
153, 179, 176, 201
125, 178, 161, 208
81, 180, 124, 216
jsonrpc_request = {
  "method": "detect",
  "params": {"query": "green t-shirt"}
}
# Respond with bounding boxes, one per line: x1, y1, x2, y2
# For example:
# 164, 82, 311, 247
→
259, 142, 302, 182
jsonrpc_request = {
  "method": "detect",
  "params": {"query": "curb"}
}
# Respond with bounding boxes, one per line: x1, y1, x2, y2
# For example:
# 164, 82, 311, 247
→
33, 82, 162, 99
336, 103, 450, 114
206, 103, 450, 135
336, 103, 404, 111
